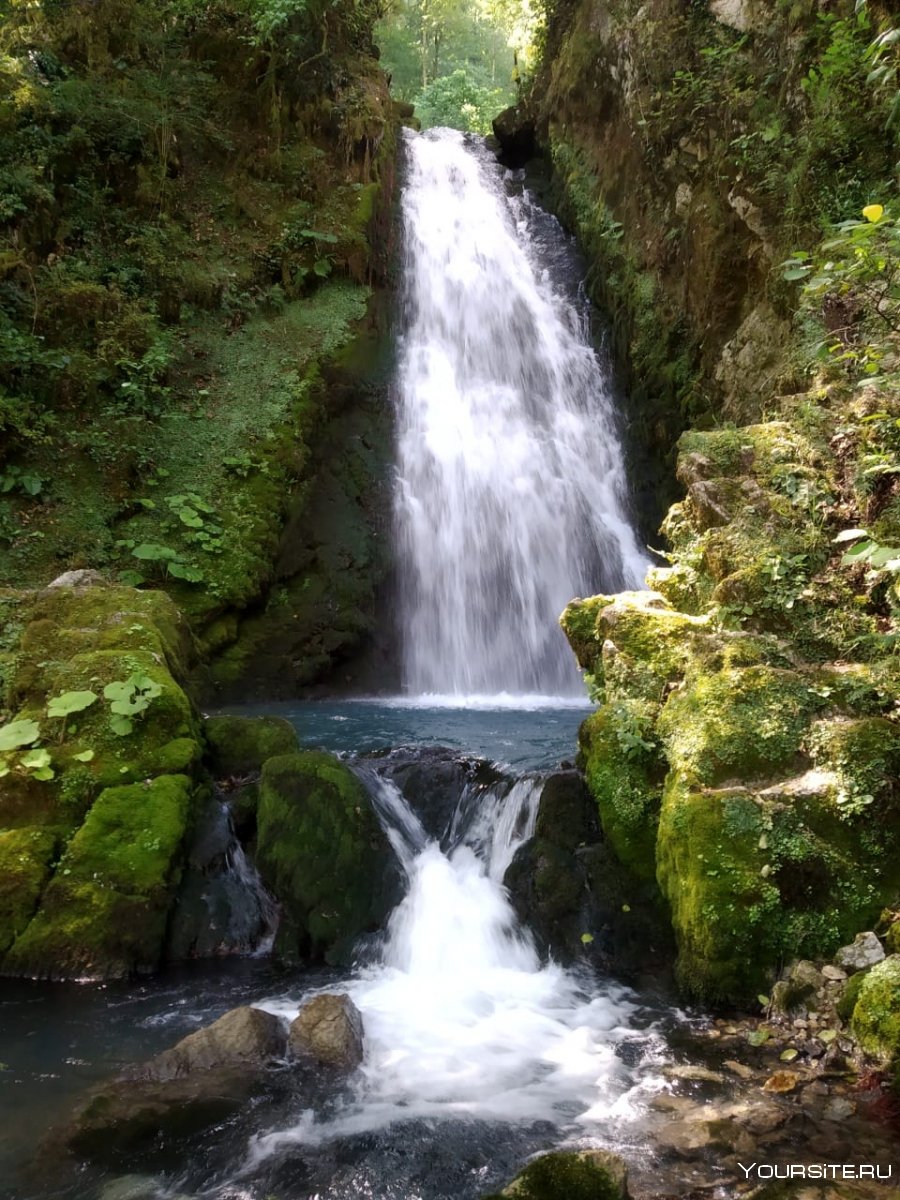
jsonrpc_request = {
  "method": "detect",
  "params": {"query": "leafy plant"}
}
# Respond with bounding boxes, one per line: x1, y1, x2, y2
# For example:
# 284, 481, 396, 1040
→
0, 465, 44, 496
0, 717, 40, 752
103, 672, 163, 736
46, 690, 98, 741
838, 528, 900, 572
20, 747, 54, 781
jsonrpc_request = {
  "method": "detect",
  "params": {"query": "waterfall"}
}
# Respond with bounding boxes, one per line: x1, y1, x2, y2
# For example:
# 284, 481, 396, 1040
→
394, 128, 647, 699
251, 761, 658, 1163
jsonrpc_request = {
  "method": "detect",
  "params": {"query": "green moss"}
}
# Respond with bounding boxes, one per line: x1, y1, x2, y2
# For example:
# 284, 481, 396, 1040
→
203, 715, 299, 776
851, 956, 900, 1080
659, 666, 816, 787
3, 774, 194, 978
256, 751, 396, 964
484, 1150, 628, 1200
0, 827, 59, 954
836, 968, 868, 1022
580, 707, 663, 883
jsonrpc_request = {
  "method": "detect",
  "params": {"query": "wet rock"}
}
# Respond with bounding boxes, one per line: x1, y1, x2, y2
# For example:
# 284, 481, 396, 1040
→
822, 1096, 855, 1121
834, 931, 885, 974
664, 1063, 725, 1084
724, 1059, 756, 1080
289, 993, 364, 1069
762, 1070, 801, 1094
491, 104, 536, 168
130, 1006, 286, 1082
256, 751, 402, 965
64, 1007, 286, 1158
484, 1149, 629, 1199
203, 714, 299, 777
99, 1178, 191, 1200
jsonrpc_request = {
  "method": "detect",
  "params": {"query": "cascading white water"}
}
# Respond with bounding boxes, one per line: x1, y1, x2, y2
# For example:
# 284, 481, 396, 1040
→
394, 128, 648, 699
251, 769, 660, 1164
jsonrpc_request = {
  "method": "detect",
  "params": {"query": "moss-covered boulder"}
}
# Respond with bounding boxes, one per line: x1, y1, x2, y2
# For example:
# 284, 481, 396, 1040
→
563, 575, 900, 1003
0, 582, 204, 978
850, 955, 900, 1083
203, 714, 299, 777
482, 1150, 629, 1200
4, 775, 195, 979
255, 751, 400, 964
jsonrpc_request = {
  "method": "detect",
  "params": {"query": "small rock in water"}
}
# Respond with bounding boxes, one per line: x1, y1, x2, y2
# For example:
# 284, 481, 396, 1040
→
834, 931, 885, 973
289, 993, 364, 1069
664, 1063, 725, 1084
131, 1005, 286, 1081
822, 1096, 856, 1121
762, 1070, 801, 1094
723, 1060, 755, 1080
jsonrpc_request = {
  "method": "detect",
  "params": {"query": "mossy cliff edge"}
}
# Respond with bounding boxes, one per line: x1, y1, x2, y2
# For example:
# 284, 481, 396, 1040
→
540, 1, 900, 1004
0, 0, 399, 698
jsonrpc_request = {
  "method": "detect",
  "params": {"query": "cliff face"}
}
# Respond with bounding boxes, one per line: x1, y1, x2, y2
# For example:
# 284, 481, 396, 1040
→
537, 0, 896, 517
540, 0, 900, 1005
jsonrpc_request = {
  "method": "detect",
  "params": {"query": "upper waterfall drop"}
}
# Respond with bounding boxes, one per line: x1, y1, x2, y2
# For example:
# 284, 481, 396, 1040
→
394, 128, 647, 699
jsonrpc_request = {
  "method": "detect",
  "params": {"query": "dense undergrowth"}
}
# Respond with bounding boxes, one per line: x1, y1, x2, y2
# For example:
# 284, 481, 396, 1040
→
0, 0, 395, 686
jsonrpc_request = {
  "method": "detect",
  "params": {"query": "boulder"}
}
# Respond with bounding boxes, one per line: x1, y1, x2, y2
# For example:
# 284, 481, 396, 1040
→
288, 993, 364, 1069
834, 931, 885, 974
45, 569, 107, 589
66, 1006, 286, 1157
203, 714, 299, 777
491, 104, 536, 167
482, 1150, 629, 1199
255, 751, 401, 964
129, 1006, 286, 1082
849, 955, 900, 1081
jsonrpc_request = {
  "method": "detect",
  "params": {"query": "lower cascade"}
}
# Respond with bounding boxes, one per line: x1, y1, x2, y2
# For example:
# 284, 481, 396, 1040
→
251, 760, 655, 1163
394, 129, 647, 699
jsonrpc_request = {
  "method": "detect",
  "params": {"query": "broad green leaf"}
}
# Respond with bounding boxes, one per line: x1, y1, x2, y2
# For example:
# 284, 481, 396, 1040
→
109, 714, 134, 737
47, 691, 98, 719
21, 748, 51, 770
103, 680, 136, 702
167, 561, 204, 582
73, 749, 95, 763
132, 543, 178, 561
0, 718, 41, 752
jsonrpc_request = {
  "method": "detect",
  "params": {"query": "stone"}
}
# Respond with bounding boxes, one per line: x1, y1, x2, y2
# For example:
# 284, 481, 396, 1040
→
288, 993, 364, 1069
723, 1060, 755, 1080
491, 104, 536, 168
45, 568, 107, 589
762, 1071, 801, 1094
487, 1149, 630, 1199
821, 964, 847, 982
834, 932, 885, 973
130, 1006, 286, 1082
664, 1063, 725, 1084
203, 714, 299, 777
66, 1007, 285, 1158
256, 751, 401, 965
822, 1097, 855, 1121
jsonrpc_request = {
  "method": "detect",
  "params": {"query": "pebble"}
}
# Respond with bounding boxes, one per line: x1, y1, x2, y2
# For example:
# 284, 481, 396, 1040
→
821, 964, 847, 981
763, 1070, 801, 1094
823, 1096, 856, 1121
723, 1060, 755, 1080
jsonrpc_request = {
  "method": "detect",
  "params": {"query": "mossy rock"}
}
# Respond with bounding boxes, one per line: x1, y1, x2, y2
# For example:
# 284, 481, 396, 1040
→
2, 774, 196, 979
579, 707, 663, 883
0, 827, 59, 955
203, 715, 299, 777
255, 751, 400, 965
483, 1150, 629, 1199
850, 955, 900, 1081
656, 763, 900, 1004
658, 665, 816, 787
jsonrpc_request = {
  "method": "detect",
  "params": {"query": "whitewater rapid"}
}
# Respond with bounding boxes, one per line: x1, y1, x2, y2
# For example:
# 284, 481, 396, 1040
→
393, 128, 647, 697
250, 769, 662, 1165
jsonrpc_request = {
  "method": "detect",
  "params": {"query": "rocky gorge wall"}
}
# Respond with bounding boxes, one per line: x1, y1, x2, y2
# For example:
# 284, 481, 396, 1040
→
526, 0, 900, 1063
0, 0, 400, 701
